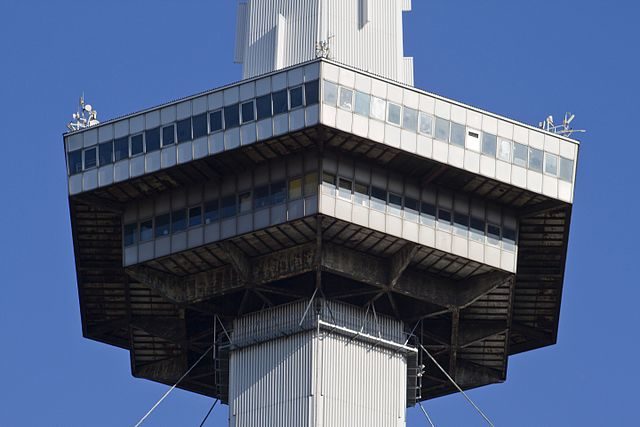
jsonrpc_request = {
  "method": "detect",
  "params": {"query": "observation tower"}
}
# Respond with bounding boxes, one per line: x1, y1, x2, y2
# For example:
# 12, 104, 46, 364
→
64, 1, 579, 425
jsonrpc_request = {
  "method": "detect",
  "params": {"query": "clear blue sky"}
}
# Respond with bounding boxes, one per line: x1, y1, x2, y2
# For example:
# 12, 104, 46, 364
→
0, 1, 637, 426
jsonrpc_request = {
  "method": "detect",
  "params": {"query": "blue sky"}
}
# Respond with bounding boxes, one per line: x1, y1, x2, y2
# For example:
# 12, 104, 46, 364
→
0, 0, 638, 425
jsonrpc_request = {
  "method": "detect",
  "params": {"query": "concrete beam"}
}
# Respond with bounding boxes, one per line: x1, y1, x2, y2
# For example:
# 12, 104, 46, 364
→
131, 316, 186, 344
458, 320, 508, 348
222, 242, 252, 283
388, 243, 419, 289
455, 359, 504, 389
456, 271, 512, 308
134, 355, 187, 383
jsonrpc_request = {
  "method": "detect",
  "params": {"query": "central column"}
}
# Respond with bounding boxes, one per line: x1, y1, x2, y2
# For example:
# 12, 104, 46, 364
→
227, 300, 414, 427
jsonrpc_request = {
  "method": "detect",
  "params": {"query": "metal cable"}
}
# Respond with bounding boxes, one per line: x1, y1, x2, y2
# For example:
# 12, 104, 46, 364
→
418, 344, 495, 427
418, 402, 436, 427
198, 399, 219, 427
133, 345, 214, 427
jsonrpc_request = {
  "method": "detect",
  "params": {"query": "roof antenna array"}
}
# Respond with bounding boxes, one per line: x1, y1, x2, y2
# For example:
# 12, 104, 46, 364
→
68, 94, 99, 132
539, 112, 586, 138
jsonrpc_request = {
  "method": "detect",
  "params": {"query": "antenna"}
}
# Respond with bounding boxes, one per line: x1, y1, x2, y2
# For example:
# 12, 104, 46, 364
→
539, 112, 586, 138
67, 94, 100, 132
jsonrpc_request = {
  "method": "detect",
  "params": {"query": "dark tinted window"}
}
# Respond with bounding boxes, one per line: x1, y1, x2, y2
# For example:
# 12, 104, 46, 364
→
192, 113, 208, 139
124, 223, 137, 246
171, 209, 187, 233
290, 86, 304, 109
162, 125, 176, 146
388, 193, 402, 209
256, 95, 272, 120
482, 133, 497, 157
130, 134, 144, 156
177, 119, 192, 143
145, 128, 161, 152
204, 200, 219, 224
155, 214, 170, 238
84, 147, 97, 169
405, 197, 419, 211
254, 185, 270, 209
271, 181, 287, 204
272, 90, 288, 114
420, 202, 436, 217
241, 101, 255, 123
438, 209, 452, 223
305, 80, 319, 105
503, 227, 516, 242
114, 137, 129, 161
487, 224, 501, 240
210, 110, 223, 132
221, 195, 237, 218
68, 150, 82, 174
99, 142, 113, 166
189, 206, 202, 227
454, 212, 469, 227
470, 217, 485, 233
224, 104, 240, 129
140, 220, 153, 242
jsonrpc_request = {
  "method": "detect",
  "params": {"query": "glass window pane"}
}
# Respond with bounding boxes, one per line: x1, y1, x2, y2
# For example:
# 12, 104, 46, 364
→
171, 209, 187, 232
241, 101, 255, 123
450, 122, 465, 147
254, 185, 270, 209
99, 141, 113, 165
322, 172, 336, 196
155, 213, 171, 237
435, 117, 450, 142
114, 137, 129, 161
256, 95, 272, 120
130, 134, 144, 156
354, 91, 370, 116
145, 128, 161, 152
487, 223, 501, 246
304, 80, 319, 106
454, 212, 469, 236
68, 150, 83, 175
162, 125, 175, 146
140, 219, 153, 242
387, 103, 401, 125
498, 139, 512, 162
419, 113, 433, 136
271, 181, 287, 204
404, 197, 419, 222
290, 86, 304, 109
482, 133, 497, 157
528, 148, 543, 172
239, 192, 252, 213
437, 208, 452, 231
545, 153, 559, 176
289, 178, 303, 200
193, 113, 208, 138
338, 87, 353, 111
221, 195, 237, 218
272, 90, 288, 114
371, 186, 387, 212
304, 173, 318, 196
503, 227, 517, 252
210, 110, 223, 132
403, 107, 418, 132
224, 104, 240, 129
323, 81, 338, 106
84, 147, 97, 169
370, 97, 386, 121
420, 202, 436, 226
124, 223, 137, 246
338, 178, 353, 200
388, 193, 402, 216
354, 182, 369, 207
189, 206, 202, 227
559, 157, 574, 182
470, 217, 485, 242
513, 142, 528, 167
177, 118, 192, 143
204, 200, 219, 224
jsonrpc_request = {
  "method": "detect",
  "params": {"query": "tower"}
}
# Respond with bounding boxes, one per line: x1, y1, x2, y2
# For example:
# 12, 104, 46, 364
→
64, 1, 579, 425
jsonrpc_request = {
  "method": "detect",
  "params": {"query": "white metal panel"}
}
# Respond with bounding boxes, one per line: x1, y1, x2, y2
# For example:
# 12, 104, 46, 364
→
234, 2, 248, 63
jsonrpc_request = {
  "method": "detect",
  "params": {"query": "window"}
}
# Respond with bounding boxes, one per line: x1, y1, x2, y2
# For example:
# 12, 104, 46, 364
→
241, 101, 255, 123
145, 128, 161, 153
221, 195, 237, 218
192, 113, 208, 138
338, 87, 353, 111
289, 178, 303, 200
482, 133, 497, 157
162, 124, 176, 147
466, 130, 481, 152
450, 123, 465, 147
545, 153, 559, 176
68, 150, 82, 174
84, 147, 97, 169
470, 217, 485, 242
388, 193, 403, 217
503, 227, 516, 252
171, 209, 187, 232
487, 224, 501, 246
498, 139, 512, 162
370, 186, 387, 212
404, 197, 419, 222
177, 118, 192, 143
99, 141, 113, 165
513, 142, 528, 167
370, 97, 386, 121
272, 90, 288, 115
130, 134, 144, 156
454, 212, 469, 236
419, 113, 433, 136
124, 223, 138, 247
338, 178, 353, 200
387, 103, 402, 125
204, 200, 219, 224
189, 206, 202, 227
528, 147, 543, 172
254, 185, 270, 209
435, 117, 450, 142
437, 208, 452, 231
304, 173, 318, 196
354, 91, 370, 117
354, 182, 369, 207
210, 110, 223, 132
323, 81, 338, 106
224, 104, 240, 129
114, 137, 129, 161
256, 95, 272, 120
322, 172, 336, 196
305, 80, 319, 106
239, 192, 252, 213
155, 213, 170, 237
290, 86, 304, 109
140, 219, 153, 242
270, 181, 287, 205
559, 157, 574, 182
403, 107, 418, 132
420, 201, 436, 226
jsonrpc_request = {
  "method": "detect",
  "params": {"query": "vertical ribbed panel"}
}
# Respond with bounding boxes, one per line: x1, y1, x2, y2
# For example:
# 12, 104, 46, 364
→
275, 14, 287, 70
403, 56, 414, 86
402, 0, 412, 12
358, 0, 370, 28
234, 2, 248, 63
